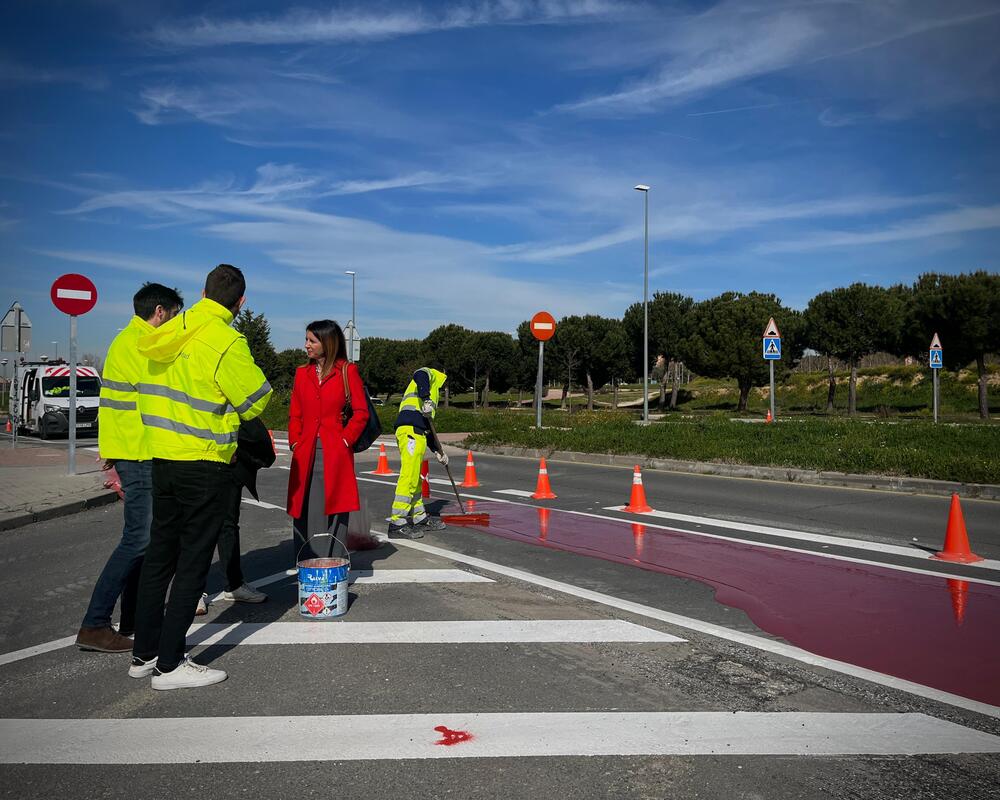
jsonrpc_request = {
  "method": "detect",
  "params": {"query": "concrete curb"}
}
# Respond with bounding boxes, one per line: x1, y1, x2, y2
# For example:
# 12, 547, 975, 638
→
0, 490, 120, 533
465, 444, 1000, 501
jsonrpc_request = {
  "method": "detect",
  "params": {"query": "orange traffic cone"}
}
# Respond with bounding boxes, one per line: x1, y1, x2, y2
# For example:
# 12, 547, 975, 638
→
372, 443, 394, 475
531, 457, 557, 499
537, 506, 550, 541
460, 451, 480, 487
624, 465, 653, 513
421, 460, 431, 498
632, 522, 646, 560
947, 578, 969, 626
765, 410, 773, 423
933, 494, 983, 563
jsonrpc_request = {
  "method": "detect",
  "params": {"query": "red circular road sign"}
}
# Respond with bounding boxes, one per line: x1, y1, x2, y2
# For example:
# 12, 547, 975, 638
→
51, 273, 98, 316
530, 311, 556, 341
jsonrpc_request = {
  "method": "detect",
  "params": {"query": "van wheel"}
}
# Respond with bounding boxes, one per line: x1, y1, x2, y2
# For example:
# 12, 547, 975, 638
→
39, 421, 50, 440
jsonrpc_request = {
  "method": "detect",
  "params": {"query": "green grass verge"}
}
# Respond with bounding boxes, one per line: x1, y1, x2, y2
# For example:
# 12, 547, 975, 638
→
259, 394, 999, 484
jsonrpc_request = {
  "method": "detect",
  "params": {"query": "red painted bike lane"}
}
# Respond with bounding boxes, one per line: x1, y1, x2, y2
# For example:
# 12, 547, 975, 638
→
450, 500, 1000, 707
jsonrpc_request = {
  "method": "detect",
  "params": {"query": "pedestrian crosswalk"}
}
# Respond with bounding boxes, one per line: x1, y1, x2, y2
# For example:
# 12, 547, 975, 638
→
4, 502, 1000, 776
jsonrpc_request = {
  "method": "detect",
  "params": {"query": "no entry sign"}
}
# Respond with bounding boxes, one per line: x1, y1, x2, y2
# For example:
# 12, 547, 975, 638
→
51, 274, 98, 316
530, 311, 556, 341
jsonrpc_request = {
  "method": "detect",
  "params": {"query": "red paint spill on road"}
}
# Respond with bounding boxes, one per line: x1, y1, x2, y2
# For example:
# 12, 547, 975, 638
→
434, 725, 474, 745
445, 500, 1000, 707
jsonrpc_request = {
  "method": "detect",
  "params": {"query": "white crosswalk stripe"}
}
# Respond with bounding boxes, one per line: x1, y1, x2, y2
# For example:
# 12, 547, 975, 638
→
4, 712, 997, 764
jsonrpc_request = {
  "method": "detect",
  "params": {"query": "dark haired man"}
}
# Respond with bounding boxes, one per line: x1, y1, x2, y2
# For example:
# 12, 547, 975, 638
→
76, 283, 183, 653
129, 264, 272, 690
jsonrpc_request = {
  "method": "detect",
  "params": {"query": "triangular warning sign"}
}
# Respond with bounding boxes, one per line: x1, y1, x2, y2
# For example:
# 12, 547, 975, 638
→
763, 317, 780, 337
929, 333, 942, 350
765, 339, 780, 355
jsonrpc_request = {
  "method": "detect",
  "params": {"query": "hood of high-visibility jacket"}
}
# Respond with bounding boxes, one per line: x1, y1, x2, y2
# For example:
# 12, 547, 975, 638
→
98, 315, 155, 461
136, 297, 272, 463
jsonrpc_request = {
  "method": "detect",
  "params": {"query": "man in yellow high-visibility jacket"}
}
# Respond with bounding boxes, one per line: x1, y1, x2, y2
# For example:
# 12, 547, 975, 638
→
128, 264, 272, 691
76, 283, 183, 654
388, 366, 448, 539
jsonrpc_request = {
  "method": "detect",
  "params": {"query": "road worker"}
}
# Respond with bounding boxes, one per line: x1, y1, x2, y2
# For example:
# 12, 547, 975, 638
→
388, 366, 448, 539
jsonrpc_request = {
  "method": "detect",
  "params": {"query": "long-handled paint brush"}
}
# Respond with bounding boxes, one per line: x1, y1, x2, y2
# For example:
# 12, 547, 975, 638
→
427, 417, 490, 526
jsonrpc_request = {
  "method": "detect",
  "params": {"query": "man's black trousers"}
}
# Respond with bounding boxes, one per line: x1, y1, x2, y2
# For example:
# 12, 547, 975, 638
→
133, 459, 229, 672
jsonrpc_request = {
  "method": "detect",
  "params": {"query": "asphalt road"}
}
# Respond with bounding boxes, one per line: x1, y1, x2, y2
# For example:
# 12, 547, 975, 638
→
1, 437, 998, 798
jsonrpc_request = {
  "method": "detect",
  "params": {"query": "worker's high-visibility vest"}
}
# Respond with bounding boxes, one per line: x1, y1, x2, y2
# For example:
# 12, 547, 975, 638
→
136, 298, 272, 463
398, 368, 447, 418
98, 315, 155, 461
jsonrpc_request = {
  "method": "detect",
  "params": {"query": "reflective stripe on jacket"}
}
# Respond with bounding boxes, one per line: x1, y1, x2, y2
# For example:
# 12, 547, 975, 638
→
136, 298, 272, 463
98, 315, 155, 461
394, 368, 447, 434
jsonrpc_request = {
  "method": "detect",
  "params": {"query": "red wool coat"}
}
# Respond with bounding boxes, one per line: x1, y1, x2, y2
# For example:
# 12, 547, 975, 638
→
286, 360, 370, 519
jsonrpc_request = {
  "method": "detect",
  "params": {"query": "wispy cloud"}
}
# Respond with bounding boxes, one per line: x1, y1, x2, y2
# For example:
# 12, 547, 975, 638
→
149, 1, 626, 47
758, 205, 1000, 253
0, 58, 107, 90
554, 1, 1000, 117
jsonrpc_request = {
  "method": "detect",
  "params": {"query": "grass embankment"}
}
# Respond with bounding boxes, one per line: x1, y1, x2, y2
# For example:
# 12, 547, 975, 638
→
260, 398, 1000, 484
465, 411, 1000, 485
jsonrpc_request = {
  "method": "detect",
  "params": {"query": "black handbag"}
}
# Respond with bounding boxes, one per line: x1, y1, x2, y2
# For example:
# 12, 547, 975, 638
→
341, 363, 382, 453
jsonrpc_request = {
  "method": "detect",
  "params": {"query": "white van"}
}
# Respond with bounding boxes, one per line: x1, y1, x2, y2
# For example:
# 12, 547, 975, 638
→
18, 362, 101, 439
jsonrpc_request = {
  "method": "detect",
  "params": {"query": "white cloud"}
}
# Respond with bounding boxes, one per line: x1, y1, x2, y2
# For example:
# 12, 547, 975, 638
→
149, 1, 626, 47
758, 205, 1000, 253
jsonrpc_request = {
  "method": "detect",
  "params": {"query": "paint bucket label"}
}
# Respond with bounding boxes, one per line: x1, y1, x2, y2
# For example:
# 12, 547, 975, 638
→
297, 557, 349, 619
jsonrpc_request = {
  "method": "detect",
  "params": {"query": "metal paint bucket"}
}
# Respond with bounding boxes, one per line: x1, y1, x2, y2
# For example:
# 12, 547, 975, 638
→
297, 534, 351, 619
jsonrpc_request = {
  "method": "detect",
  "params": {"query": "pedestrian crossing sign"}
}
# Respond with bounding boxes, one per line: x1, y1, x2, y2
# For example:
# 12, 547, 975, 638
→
763, 337, 781, 360
929, 349, 942, 368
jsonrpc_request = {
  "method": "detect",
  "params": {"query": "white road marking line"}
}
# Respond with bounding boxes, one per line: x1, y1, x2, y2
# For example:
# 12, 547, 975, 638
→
183, 619, 683, 647
241, 497, 284, 511
393, 540, 1000, 720
494, 489, 536, 497
0, 636, 76, 668
2, 712, 997, 763
208, 568, 493, 604
356, 476, 999, 586
357, 475, 513, 502
606, 506, 1000, 571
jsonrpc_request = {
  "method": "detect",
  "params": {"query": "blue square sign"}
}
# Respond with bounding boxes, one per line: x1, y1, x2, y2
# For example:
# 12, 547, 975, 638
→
929, 349, 942, 369
763, 337, 781, 360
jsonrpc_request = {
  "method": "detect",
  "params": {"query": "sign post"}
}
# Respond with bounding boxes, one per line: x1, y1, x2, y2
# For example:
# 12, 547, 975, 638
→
530, 311, 556, 429
50, 274, 98, 474
1, 302, 32, 448
762, 318, 781, 422
929, 333, 942, 424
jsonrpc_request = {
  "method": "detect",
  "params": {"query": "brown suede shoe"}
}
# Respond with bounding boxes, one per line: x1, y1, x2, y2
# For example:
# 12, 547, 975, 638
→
75, 625, 134, 653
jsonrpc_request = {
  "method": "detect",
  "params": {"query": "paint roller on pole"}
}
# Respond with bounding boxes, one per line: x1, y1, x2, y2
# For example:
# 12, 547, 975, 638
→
425, 415, 490, 527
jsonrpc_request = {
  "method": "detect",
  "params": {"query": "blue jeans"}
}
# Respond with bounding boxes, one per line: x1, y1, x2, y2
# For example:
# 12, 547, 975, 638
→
81, 460, 152, 629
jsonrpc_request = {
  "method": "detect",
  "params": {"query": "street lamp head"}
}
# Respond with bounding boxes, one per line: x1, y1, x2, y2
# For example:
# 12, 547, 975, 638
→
634, 184, 650, 192
344, 270, 356, 276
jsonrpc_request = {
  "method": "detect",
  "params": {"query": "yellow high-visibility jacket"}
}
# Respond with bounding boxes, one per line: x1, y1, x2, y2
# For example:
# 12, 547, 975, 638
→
136, 298, 272, 463
98, 315, 155, 461
394, 367, 447, 439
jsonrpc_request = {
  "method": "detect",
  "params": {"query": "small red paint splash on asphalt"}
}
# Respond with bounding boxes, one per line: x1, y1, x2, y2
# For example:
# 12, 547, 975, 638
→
444, 499, 1000, 707
434, 725, 474, 746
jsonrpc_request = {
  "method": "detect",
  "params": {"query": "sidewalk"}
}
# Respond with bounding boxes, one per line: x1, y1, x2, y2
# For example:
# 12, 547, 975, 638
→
0, 437, 119, 531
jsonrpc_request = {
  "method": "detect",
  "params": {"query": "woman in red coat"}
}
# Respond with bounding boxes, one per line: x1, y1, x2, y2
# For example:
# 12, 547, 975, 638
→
286, 319, 369, 561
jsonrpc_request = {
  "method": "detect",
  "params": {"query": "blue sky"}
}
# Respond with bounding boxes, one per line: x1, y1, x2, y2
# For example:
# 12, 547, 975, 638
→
2, 0, 999, 357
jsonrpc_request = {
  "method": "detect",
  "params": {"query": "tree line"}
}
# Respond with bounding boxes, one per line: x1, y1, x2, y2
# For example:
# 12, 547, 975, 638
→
236, 270, 999, 419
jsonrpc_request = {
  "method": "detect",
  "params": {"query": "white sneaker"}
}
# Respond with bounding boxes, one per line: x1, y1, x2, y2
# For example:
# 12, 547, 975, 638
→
195, 593, 209, 616
128, 656, 157, 679
151, 658, 227, 691
129, 652, 188, 679
222, 583, 267, 603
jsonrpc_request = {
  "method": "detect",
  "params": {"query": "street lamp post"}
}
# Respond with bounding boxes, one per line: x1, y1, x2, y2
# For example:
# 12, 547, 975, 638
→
344, 270, 357, 362
52, 341, 58, 360
634, 184, 650, 425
